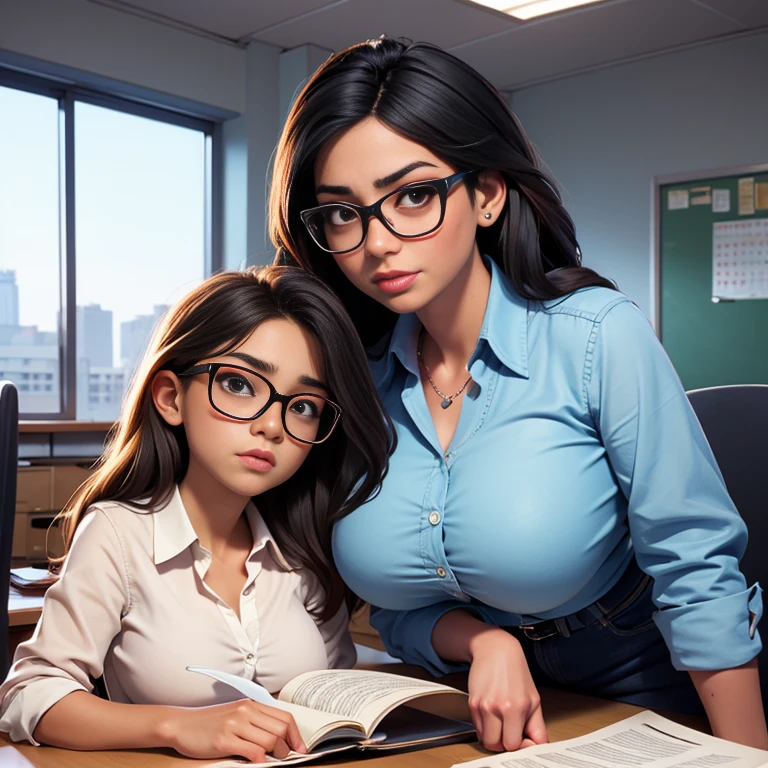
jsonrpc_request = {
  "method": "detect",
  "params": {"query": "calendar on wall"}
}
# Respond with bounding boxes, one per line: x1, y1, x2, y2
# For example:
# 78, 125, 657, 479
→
712, 218, 768, 300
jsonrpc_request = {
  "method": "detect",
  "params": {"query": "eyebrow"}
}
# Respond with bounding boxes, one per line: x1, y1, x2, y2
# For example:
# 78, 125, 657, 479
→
227, 352, 329, 392
315, 160, 439, 196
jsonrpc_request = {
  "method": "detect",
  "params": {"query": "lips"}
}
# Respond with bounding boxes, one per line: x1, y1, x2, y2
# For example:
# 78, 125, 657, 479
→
373, 270, 417, 283
372, 271, 420, 294
237, 449, 276, 466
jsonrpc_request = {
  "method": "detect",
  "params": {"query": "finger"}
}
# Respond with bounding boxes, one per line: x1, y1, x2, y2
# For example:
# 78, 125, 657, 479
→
256, 705, 306, 753
480, 708, 505, 752
230, 736, 267, 765
520, 738, 537, 749
469, 702, 484, 743
237, 723, 291, 759
524, 704, 548, 745
500, 704, 527, 752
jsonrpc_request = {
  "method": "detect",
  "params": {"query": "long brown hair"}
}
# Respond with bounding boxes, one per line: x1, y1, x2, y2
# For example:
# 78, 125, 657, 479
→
55, 266, 394, 620
270, 38, 616, 348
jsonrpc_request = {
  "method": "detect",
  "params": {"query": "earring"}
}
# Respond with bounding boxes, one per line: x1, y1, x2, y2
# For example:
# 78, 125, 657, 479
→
484, 213, 492, 220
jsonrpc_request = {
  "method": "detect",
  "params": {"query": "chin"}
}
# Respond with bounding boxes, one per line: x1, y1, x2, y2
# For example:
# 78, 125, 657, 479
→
375, 290, 432, 315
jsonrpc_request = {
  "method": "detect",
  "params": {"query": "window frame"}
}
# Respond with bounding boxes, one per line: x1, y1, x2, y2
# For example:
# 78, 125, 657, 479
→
0, 67, 220, 420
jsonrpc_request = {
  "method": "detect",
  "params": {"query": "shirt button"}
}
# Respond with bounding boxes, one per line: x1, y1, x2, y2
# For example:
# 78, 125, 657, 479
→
245, 653, 254, 662
243, 584, 254, 596
429, 511, 440, 526
436, 567, 447, 578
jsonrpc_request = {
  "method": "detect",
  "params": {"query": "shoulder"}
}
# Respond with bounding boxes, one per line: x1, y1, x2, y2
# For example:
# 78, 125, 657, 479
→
537, 286, 634, 324
71, 498, 153, 557
534, 288, 656, 347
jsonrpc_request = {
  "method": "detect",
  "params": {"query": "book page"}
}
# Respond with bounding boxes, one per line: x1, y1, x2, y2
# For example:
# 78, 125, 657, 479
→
452, 711, 768, 768
279, 669, 464, 736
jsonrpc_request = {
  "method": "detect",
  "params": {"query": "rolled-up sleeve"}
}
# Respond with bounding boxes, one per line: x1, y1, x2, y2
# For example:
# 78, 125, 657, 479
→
0, 509, 129, 744
370, 599, 516, 677
585, 299, 762, 670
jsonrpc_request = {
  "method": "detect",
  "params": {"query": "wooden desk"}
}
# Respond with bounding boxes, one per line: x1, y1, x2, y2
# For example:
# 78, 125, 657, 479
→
0, 680, 705, 768
7, 589, 44, 661
8, 590, 44, 629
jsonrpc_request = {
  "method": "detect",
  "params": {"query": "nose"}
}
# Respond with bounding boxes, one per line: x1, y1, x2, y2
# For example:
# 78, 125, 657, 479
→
364, 214, 402, 259
249, 401, 284, 442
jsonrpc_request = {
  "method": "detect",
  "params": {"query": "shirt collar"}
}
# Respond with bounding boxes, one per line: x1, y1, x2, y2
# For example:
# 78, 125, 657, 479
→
382, 256, 529, 381
152, 486, 293, 570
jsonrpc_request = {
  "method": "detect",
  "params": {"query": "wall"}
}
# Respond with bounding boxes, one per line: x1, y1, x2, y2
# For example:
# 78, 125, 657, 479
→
0, 0, 302, 270
510, 30, 768, 321
0, 0, 246, 116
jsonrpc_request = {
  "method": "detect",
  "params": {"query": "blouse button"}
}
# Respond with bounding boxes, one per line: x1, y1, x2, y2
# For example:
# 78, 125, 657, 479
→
429, 511, 440, 526
246, 653, 254, 662
243, 583, 254, 596
436, 567, 447, 578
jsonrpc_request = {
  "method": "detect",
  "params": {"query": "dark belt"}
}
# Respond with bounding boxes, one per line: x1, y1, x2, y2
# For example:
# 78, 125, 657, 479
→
513, 558, 651, 641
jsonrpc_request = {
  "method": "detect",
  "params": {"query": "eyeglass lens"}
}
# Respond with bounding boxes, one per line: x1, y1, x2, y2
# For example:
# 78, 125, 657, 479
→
210, 366, 335, 443
304, 181, 443, 253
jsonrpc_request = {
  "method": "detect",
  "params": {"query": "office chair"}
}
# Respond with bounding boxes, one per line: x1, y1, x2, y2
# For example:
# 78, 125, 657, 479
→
0, 381, 19, 681
687, 384, 768, 709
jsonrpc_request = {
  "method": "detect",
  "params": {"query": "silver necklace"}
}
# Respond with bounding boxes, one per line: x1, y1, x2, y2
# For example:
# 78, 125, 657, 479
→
416, 330, 473, 409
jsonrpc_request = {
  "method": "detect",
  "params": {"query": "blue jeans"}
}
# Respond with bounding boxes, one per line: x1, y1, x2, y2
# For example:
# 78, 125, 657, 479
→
508, 565, 705, 715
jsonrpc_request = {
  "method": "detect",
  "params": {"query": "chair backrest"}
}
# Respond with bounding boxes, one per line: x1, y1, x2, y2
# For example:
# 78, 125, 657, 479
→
686, 384, 768, 704
0, 381, 19, 681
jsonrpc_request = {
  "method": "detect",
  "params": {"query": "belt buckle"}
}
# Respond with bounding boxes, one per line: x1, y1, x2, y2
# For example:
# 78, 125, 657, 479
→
520, 622, 559, 641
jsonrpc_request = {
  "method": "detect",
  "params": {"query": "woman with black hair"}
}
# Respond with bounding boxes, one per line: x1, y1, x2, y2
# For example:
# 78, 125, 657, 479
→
270, 37, 767, 752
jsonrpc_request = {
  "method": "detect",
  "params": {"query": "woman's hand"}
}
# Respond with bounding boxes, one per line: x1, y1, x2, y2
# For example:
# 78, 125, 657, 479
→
467, 628, 548, 752
161, 699, 307, 763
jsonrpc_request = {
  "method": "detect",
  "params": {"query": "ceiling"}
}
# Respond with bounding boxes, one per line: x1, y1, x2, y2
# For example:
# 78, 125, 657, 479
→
91, 0, 768, 91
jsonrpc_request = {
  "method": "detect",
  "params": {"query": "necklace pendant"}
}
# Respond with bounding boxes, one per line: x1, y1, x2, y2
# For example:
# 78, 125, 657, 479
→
440, 398, 452, 409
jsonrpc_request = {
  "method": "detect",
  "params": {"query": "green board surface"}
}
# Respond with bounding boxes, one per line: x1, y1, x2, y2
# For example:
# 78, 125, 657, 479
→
659, 169, 768, 391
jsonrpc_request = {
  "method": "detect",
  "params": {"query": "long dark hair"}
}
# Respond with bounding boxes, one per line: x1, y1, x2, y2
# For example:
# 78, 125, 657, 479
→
56, 266, 394, 621
270, 38, 616, 347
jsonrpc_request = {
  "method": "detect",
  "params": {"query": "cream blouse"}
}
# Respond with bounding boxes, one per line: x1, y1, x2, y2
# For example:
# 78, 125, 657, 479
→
0, 487, 355, 744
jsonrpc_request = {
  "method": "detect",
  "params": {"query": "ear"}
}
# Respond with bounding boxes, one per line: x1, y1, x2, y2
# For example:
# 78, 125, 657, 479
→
151, 370, 185, 427
474, 170, 507, 227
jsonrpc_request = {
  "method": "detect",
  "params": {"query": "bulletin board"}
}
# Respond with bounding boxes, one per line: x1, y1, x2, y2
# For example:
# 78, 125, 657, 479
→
654, 163, 768, 391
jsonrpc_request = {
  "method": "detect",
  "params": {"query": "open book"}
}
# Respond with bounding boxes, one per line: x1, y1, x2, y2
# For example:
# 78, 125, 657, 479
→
453, 710, 768, 767
189, 666, 475, 766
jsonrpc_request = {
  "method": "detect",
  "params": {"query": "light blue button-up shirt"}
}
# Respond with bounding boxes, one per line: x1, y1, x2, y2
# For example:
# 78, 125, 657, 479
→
332, 258, 762, 676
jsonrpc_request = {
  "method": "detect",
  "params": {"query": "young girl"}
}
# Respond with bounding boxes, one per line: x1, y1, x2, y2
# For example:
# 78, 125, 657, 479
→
269, 38, 767, 751
0, 266, 393, 763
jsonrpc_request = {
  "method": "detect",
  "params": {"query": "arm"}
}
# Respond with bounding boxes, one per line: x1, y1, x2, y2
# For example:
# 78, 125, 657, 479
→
35, 690, 305, 761
0, 510, 304, 760
369, 599, 513, 676
690, 662, 768, 750
587, 300, 767, 747
431, 609, 548, 751
371, 603, 547, 751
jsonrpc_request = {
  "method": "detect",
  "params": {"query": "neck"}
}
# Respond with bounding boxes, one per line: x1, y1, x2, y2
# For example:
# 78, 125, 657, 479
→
416, 248, 491, 370
178, 457, 251, 553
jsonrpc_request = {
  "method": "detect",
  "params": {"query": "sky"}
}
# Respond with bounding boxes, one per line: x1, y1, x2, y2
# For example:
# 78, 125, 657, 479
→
0, 85, 207, 366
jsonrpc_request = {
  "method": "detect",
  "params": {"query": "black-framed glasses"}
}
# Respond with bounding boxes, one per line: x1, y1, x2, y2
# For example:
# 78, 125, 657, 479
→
300, 170, 477, 255
178, 363, 342, 445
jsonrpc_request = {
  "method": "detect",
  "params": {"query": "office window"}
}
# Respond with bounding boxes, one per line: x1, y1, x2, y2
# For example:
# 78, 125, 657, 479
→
0, 86, 62, 414
75, 103, 208, 420
0, 72, 215, 420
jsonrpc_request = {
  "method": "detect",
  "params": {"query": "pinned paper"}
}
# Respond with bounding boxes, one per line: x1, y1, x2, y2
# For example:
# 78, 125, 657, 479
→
712, 219, 768, 300
712, 189, 731, 213
738, 177, 756, 215
756, 182, 768, 210
668, 189, 689, 210
690, 186, 712, 206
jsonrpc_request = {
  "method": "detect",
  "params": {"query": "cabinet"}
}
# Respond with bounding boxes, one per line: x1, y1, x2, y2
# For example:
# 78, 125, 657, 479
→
14, 465, 92, 562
